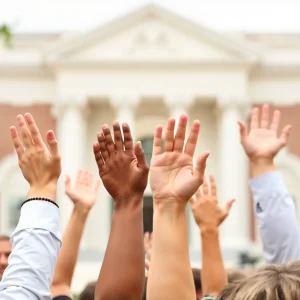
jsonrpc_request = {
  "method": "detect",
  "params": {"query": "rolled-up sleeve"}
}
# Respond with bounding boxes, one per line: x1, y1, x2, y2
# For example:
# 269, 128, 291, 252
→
0, 200, 62, 300
250, 171, 300, 264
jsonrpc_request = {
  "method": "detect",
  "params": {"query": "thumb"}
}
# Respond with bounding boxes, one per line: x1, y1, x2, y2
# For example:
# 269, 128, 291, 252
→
237, 121, 247, 144
134, 141, 149, 171
224, 198, 235, 215
65, 174, 71, 192
46, 130, 60, 158
194, 152, 210, 185
280, 125, 291, 146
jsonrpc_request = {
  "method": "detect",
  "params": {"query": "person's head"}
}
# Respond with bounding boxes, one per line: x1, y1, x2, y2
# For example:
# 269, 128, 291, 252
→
192, 268, 202, 299
227, 268, 247, 283
79, 281, 96, 300
0, 235, 11, 280
218, 261, 300, 300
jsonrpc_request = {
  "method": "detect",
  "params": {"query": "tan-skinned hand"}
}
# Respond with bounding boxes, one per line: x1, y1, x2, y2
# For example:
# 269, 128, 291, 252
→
150, 115, 209, 207
10, 113, 61, 200
189, 175, 235, 230
238, 104, 291, 162
65, 169, 100, 210
93, 121, 149, 205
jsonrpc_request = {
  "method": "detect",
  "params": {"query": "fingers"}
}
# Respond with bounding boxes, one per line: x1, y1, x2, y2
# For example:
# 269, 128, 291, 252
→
152, 125, 163, 155
97, 133, 109, 162
173, 115, 187, 153
184, 120, 200, 157
195, 188, 201, 199
17, 114, 33, 148
134, 141, 148, 171
93, 142, 105, 170
122, 123, 133, 151
46, 130, 60, 157
145, 259, 150, 271
270, 110, 280, 133
238, 121, 247, 144
194, 152, 210, 186
164, 117, 175, 152
280, 125, 292, 146
24, 113, 44, 148
112, 121, 124, 151
260, 104, 269, 129
10, 126, 24, 160
250, 107, 259, 130
102, 125, 115, 154
202, 177, 209, 196
209, 175, 217, 198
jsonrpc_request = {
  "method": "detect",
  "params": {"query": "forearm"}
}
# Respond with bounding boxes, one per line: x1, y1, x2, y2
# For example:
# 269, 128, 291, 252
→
250, 171, 300, 263
52, 205, 89, 295
96, 200, 144, 300
201, 228, 227, 296
147, 205, 195, 300
0, 201, 61, 300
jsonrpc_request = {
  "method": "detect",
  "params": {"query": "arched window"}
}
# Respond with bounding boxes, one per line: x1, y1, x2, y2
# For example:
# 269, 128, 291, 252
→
140, 137, 154, 232
141, 137, 154, 165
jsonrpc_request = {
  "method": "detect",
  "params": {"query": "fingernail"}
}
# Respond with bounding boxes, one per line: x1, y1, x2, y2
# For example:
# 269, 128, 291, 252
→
48, 130, 54, 138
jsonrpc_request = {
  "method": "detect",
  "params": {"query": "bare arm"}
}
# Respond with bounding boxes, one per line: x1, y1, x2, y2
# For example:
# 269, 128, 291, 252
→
93, 122, 149, 300
51, 170, 99, 298
190, 176, 234, 296
147, 115, 209, 300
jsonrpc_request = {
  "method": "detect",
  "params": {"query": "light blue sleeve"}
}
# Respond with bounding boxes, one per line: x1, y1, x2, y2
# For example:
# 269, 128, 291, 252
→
0, 201, 62, 300
250, 171, 300, 264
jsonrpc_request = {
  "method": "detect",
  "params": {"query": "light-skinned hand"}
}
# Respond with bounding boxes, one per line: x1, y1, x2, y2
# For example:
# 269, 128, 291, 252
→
10, 113, 61, 200
65, 169, 100, 210
150, 115, 210, 207
238, 104, 291, 163
189, 175, 235, 230
93, 121, 149, 206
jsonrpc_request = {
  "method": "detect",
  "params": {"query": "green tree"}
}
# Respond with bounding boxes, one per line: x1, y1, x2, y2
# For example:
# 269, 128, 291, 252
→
0, 24, 12, 46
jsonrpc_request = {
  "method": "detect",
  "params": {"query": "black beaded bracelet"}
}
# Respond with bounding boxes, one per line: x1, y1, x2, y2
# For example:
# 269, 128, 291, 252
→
21, 197, 59, 208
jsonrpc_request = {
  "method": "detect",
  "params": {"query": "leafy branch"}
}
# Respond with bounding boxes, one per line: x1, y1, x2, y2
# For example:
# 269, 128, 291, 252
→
0, 24, 12, 47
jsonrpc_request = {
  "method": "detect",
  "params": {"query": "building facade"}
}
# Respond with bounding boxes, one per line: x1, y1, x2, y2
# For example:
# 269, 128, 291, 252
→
1, 4, 300, 292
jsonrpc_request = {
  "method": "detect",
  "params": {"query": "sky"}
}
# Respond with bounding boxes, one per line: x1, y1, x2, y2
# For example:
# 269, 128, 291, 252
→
0, 0, 300, 33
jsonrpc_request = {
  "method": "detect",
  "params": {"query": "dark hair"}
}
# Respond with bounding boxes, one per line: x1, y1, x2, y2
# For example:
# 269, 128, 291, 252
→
192, 268, 202, 291
79, 281, 96, 300
0, 235, 10, 241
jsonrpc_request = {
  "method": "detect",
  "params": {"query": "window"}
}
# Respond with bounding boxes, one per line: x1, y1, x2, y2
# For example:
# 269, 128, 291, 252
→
143, 196, 153, 233
141, 137, 154, 165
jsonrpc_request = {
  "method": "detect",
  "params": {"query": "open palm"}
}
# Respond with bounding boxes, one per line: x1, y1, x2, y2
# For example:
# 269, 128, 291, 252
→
150, 115, 209, 205
65, 170, 100, 209
238, 105, 291, 160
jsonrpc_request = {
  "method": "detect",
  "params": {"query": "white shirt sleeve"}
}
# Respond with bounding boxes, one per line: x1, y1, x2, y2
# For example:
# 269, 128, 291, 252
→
250, 171, 300, 264
0, 200, 62, 300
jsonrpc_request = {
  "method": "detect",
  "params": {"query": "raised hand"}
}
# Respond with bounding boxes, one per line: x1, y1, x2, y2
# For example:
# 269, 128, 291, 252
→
144, 232, 153, 260
190, 175, 234, 229
238, 104, 291, 162
93, 122, 149, 203
150, 115, 209, 206
65, 170, 100, 210
10, 113, 61, 199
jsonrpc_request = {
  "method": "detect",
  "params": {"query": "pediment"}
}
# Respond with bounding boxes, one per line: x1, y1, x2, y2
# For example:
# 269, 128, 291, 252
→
46, 4, 259, 64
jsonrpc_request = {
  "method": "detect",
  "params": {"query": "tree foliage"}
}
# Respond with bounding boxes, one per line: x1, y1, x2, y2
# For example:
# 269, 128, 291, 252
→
0, 24, 12, 47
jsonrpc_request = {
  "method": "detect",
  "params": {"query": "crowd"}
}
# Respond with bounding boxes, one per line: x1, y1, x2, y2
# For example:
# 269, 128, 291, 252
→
0, 104, 299, 300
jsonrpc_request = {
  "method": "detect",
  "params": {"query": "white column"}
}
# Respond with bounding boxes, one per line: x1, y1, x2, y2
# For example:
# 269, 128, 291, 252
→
52, 97, 89, 230
217, 99, 250, 256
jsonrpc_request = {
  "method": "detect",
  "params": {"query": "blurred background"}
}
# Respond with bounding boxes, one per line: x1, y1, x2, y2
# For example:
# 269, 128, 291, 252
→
1, 0, 300, 293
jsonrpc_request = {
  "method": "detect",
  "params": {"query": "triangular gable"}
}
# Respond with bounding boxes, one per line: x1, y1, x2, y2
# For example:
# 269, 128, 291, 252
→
46, 4, 260, 64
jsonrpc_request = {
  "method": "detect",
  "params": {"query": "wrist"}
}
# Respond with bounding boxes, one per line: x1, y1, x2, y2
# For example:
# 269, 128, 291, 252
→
200, 225, 219, 236
153, 198, 186, 213
73, 203, 91, 215
27, 183, 57, 201
113, 193, 144, 211
250, 158, 275, 178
